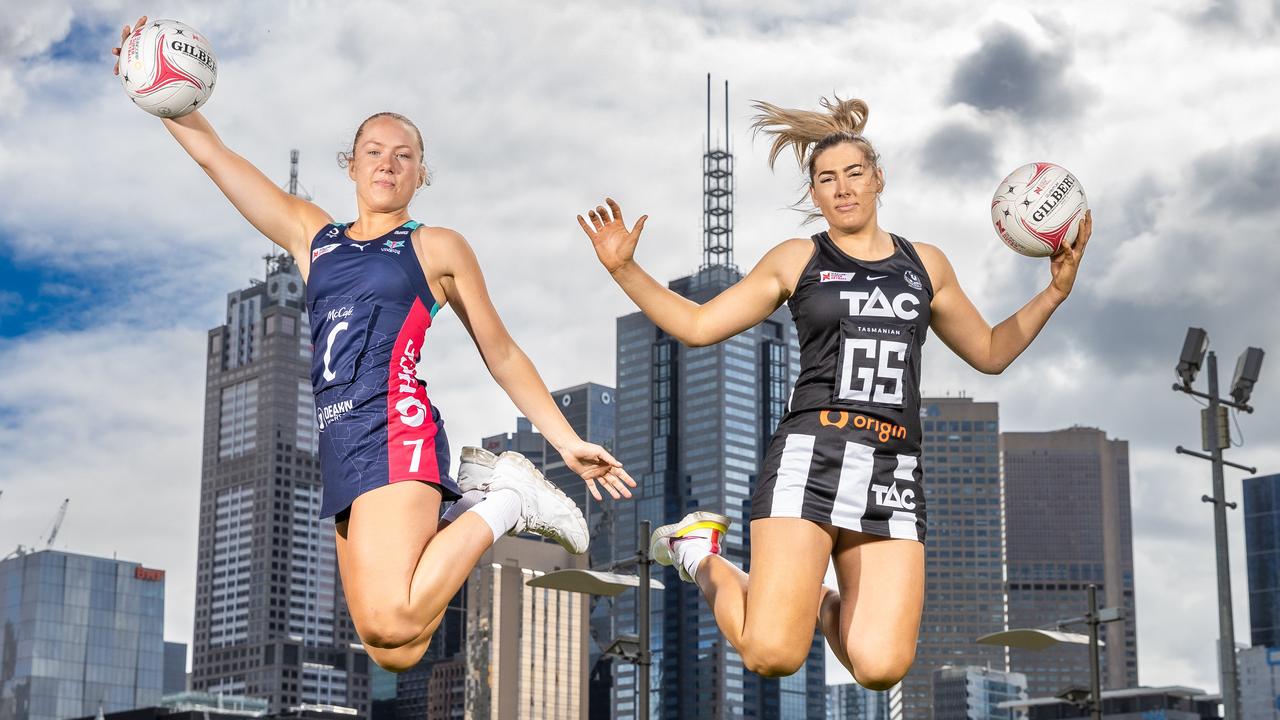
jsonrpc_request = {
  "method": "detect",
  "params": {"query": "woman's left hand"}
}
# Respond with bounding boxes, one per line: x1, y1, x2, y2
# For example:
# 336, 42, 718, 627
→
1048, 210, 1092, 301
560, 440, 636, 502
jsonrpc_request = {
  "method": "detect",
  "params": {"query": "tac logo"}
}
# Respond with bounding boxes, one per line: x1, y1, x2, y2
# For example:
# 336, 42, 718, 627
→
820, 270, 855, 283
903, 270, 923, 291
312, 242, 341, 262
840, 287, 920, 320
871, 482, 916, 510
382, 239, 405, 254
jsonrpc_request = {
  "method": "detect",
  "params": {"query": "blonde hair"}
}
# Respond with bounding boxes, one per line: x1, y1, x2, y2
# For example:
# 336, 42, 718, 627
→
751, 95, 880, 222
337, 112, 430, 187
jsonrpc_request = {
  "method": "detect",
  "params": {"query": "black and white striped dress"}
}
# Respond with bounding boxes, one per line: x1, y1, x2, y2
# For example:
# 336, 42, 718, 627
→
751, 232, 933, 542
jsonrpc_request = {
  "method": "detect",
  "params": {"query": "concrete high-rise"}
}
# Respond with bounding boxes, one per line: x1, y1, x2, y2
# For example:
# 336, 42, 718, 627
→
826, 682, 891, 719
1244, 474, 1280, 649
931, 665, 1027, 720
904, 397, 1005, 717
0, 550, 166, 720
192, 254, 369, 715
1002, 426, 1138, 696
465, 535, 590, 719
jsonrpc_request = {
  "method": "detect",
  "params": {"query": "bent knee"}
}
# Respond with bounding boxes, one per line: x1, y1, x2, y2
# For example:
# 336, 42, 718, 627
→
742, 640, 809, 678
367, 642, 429, 674
353, 608, 421, 649
851, 650, 914, 691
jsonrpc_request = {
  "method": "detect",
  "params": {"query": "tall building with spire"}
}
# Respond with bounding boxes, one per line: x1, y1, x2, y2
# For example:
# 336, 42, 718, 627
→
191, 153, 369, 715
607, 76, 823, 720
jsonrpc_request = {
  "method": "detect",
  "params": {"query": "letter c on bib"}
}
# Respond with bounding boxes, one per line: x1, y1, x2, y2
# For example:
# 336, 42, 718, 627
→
322, 321, 350, 382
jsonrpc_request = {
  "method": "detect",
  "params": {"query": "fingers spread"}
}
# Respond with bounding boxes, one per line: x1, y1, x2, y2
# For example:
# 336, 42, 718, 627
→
606, 198, 624, 225
576, 214, 594, 236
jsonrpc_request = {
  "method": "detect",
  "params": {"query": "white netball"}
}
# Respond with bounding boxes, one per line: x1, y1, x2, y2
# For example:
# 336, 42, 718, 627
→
990, 162, 1088, 257
120, 19, 217, 118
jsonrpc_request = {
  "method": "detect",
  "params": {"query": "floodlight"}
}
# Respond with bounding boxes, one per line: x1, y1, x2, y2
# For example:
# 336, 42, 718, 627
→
1177, 327, 1209, 386
1231, 347, 1265, 405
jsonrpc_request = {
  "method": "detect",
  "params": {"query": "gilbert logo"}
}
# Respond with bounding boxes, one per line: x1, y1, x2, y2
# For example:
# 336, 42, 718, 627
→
871, 482, 916, 510
820, 270, 855, 283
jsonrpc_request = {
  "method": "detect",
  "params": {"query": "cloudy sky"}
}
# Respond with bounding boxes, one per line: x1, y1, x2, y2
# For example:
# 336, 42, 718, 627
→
2, 0, 1278, 696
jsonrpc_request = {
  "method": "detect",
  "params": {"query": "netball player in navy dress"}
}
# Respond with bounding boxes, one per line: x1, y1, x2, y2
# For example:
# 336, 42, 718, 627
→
578, 96, 1091, 688
113, 17, 635, 673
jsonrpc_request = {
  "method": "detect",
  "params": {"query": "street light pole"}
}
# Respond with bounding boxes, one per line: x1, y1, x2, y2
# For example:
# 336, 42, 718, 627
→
638, 520, 651, 720
1205, 352, 1241, 720
1087, 585, 1102, 720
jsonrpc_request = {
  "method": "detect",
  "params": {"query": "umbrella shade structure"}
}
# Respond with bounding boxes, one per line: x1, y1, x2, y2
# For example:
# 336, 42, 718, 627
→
975, 629, 1102, 651
526, 568, 665, 597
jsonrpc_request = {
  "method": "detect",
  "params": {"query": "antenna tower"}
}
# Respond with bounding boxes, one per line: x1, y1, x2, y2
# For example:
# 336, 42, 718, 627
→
701, 74, 735, 271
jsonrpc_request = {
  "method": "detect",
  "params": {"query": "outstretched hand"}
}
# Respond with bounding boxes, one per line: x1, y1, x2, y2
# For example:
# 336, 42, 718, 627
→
110, 16, 148, 76
577, 198, 647, 274
559, 440, 636, 502
1049, 209, 1092, 301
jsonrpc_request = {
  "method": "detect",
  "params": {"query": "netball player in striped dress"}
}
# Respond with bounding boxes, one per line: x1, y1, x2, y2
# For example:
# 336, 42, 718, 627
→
578, 96, 1090, 687
112, 16, 636, 673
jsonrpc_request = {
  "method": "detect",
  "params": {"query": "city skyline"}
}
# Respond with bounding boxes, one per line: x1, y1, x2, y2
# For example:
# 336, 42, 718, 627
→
2, 0, 1279, 698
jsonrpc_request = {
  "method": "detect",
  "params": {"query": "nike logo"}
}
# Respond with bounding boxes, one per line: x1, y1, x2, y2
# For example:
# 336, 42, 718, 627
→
867, 274, 888, 281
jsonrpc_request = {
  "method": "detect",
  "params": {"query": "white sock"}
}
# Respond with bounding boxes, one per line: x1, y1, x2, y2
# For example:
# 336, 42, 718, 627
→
465, 489, 521, 543
440, 489, 486, 525
675, 536, 715, 582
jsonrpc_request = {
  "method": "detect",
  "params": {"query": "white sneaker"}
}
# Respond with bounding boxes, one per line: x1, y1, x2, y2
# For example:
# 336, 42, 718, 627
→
458, 446, 498, 493
650, 511, 731, 583
486, 451, 590, 554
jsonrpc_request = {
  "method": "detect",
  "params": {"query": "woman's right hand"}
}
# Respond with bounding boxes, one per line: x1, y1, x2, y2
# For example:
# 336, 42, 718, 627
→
577, 197, 647, 275
111, 16, 148, 76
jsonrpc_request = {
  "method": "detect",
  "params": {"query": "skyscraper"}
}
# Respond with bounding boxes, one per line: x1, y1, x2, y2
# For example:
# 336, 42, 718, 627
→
905, 396, 1004, 717
1002, 426, 1138, 696
465, 535, 590, 719
608, 76, 822, 720
192, 254, 369, 715
1245, 474, 1280, 649
0, 550, 166, 720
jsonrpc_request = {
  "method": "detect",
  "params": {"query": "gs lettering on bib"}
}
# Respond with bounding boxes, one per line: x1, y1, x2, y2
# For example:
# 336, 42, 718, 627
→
833, 320, 915, 408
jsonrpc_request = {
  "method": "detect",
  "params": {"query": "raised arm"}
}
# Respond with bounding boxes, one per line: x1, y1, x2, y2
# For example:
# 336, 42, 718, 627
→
112, 16, 329, 259
427, 227, 636, 502
578, 198, 807, 347
924, 211, 1092, 374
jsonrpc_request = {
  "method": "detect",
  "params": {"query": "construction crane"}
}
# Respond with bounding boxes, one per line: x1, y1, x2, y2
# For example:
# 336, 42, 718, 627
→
44, 498, 69, 548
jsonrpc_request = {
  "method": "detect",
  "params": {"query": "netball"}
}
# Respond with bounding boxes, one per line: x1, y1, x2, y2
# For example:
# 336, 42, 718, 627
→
990, 161, 1088, 257
119, 19, 216, 118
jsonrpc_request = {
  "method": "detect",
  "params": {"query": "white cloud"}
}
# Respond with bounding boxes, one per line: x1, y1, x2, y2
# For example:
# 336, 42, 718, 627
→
0, 0, 1277, 696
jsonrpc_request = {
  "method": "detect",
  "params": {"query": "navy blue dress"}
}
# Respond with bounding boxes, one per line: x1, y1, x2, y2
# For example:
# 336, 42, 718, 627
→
305, 220, 461, 519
